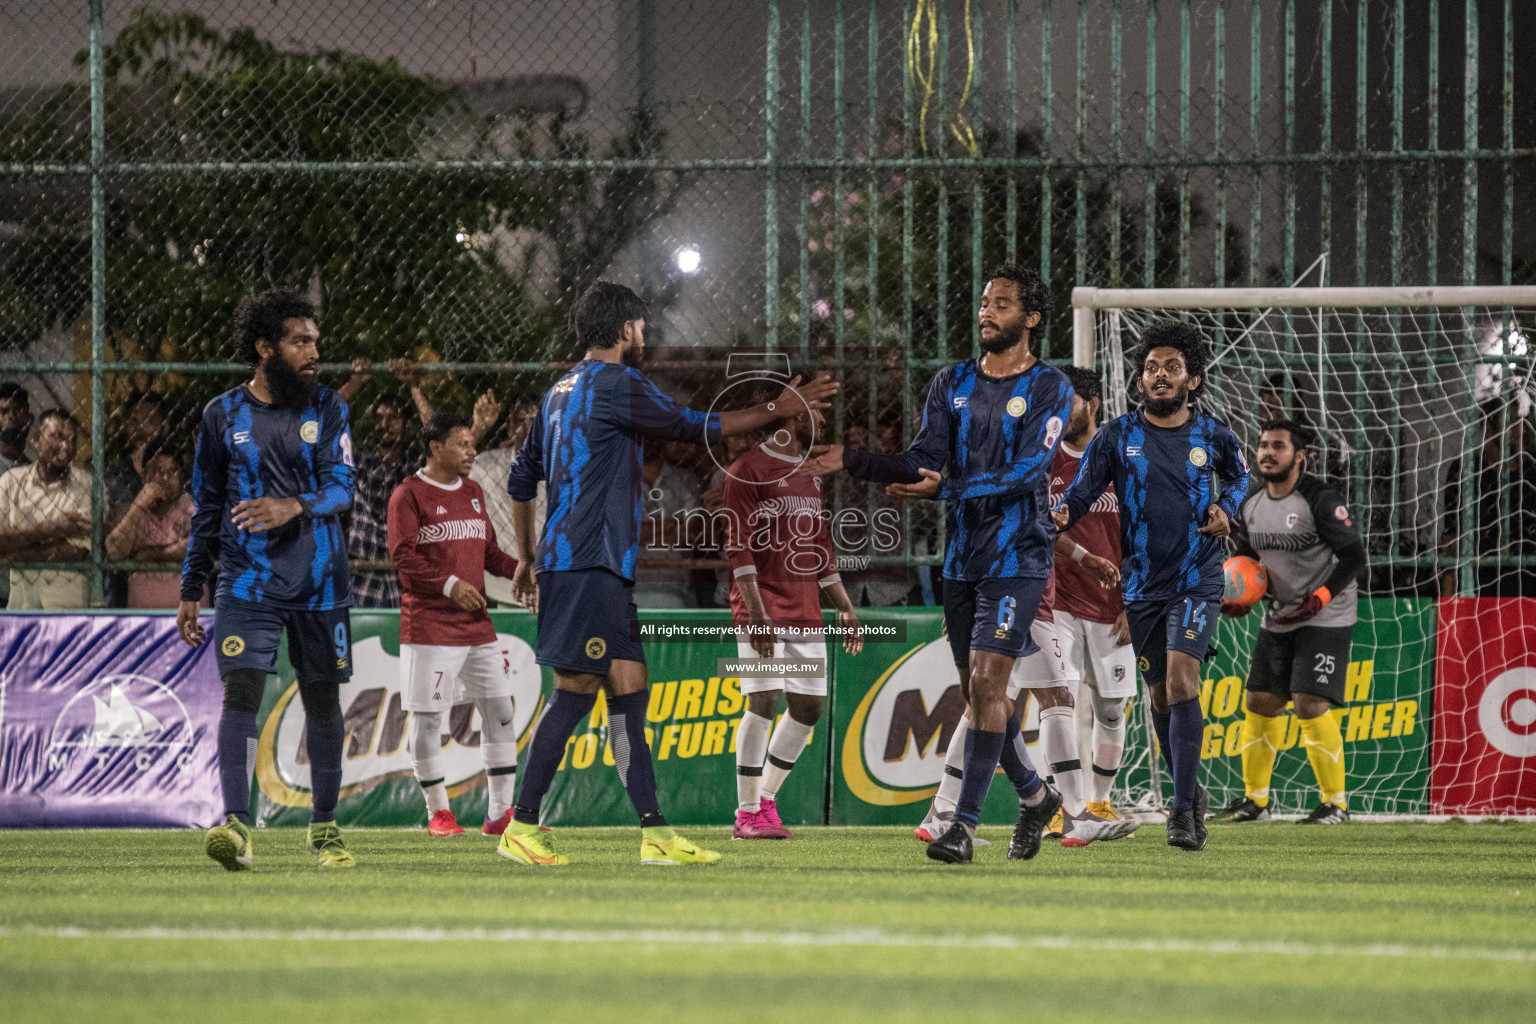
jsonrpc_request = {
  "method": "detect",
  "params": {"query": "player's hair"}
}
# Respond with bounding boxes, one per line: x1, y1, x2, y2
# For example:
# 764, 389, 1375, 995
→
422, 411, 469, 451
140, 438, 186, 471
573, 280, 646, 350
983, 262, 1050, 330
36, 407, 79, 432
1260, 417, 1315, 454
234, 288, 317, 367
1131, 319, 1209, 399
0, 382, 29, 405
372, 393, 407, 416
1061, 365, 1104, 421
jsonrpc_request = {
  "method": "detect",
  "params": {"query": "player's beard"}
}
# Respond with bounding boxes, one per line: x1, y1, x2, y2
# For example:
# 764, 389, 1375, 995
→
1257, 453, 1300, 483
266, 354, 318, 409
621, 342, 644, 367
979, 318, 1026, 354
1142, 382, 1189, 418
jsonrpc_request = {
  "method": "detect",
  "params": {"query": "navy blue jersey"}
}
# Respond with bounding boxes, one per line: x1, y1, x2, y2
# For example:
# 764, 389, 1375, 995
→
182, 385, 355, 610
847, 359, 1073, 582
507, 359, 722, 581
1060, 408, 1249, 601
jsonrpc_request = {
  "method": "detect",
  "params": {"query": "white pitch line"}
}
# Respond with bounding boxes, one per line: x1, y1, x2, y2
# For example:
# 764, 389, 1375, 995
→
0, 926, 1531, 964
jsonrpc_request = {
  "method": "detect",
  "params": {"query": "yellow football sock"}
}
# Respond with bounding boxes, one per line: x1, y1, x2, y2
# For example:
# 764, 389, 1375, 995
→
1298, 712, 1347, 809
1238, 710, 1286, 807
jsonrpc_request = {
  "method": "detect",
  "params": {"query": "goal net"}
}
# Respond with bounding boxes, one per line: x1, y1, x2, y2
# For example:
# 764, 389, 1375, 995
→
1071, 286, 1536, 818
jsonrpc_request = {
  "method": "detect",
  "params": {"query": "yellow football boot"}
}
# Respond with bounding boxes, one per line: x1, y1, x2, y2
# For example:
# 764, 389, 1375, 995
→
640, 829, 722, 866
497, 821, 569, 866
1044, 807, 1064, 839
306, 822, 357, 869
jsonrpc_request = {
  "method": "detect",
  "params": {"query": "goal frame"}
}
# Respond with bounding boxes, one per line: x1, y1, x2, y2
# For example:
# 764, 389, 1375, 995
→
1067, 284, 1536, 820
1070, 285, 1536, 368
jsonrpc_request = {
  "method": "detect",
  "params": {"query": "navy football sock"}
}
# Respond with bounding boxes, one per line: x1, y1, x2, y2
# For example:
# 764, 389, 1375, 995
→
305, 711, 344, 824
512, 688, 596, 826
955, 727, 1005, 829
999, 710, 1043, 801
217, 710, 258, 825
1152, 708, 1173, 769
609, 690, 666, 827
1168, 697, 1204, 812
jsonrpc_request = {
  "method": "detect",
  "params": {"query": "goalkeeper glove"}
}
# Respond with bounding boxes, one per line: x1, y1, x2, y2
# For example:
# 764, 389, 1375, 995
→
1273, 586, 1332, 626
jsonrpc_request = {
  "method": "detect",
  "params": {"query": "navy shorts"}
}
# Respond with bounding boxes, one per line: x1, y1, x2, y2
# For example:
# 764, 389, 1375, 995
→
1125, 592, 1222, 685
213, 596, 352, 683
942, 576, 1049, 667
536, 568, 645, 674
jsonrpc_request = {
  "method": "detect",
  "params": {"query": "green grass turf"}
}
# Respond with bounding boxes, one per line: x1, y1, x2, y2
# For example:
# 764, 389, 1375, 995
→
2, 822, 1534, 1023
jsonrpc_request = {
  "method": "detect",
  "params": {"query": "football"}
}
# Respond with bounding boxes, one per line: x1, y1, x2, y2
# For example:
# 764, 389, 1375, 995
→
1223, 555, 1268, 607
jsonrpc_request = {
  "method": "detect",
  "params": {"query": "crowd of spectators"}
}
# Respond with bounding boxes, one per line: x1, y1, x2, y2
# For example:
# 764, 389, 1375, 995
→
0, 357, 940, 611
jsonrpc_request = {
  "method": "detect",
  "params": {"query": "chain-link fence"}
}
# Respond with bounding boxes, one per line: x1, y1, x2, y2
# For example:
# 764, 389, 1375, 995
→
1, 1, 1532, 608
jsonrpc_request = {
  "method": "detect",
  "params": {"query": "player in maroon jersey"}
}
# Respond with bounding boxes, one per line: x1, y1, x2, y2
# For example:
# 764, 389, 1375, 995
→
723, 382, 862, 839
388, 413, 524, 838
1049, 366, 1137, 826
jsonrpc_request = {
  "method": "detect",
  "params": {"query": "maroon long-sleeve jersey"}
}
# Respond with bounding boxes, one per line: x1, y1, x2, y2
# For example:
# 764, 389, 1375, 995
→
388, 470, 519, 645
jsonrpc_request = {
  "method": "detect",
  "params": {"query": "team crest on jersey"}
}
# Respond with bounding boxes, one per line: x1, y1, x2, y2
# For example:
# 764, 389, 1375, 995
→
471, 498, 481, 513
585, 637, 607, 659
1006, 396, 1027, 417
1113, 665, 1126, 681
1137, 656, 1150, 672
300, 420, 320, 444
221, 636, 245, 657
1286, 512, 1299, 529
1189, 446, 1208, 467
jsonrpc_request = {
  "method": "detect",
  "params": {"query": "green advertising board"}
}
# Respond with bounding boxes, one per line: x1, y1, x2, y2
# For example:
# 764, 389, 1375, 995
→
250, 599, 1433, 828
253, 609, 827, 828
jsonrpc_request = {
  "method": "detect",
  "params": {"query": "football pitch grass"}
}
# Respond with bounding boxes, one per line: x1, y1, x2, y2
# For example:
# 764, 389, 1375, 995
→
2, 822, 1533, 1023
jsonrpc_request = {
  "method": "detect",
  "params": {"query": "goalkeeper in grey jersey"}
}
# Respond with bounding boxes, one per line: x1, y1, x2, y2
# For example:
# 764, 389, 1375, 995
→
1217, 419, 1365, 825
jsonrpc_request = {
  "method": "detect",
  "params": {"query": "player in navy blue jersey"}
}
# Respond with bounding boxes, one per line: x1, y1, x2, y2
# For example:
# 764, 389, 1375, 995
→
178, 288, 358, 871
1054, 320, 1249, 851
798, 264, 1074, 865
498, 280, 838, 867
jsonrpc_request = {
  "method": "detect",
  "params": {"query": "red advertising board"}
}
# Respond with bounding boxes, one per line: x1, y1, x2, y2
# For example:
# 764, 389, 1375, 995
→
1432, 598, 1536, 814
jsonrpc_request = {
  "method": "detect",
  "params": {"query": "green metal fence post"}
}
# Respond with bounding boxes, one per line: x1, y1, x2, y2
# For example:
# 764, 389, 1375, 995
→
765, 0, 781, 351
88, 0, 107, 608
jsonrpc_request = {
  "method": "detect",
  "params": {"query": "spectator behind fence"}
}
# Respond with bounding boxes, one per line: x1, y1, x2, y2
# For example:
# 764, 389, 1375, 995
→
0, 409, 92, 609
469, 397, 544, 607
0, 383, 35, 608
348, 391, 424, 608
634, 438, 705, 608
106, 444, 202, 608
105, 390, 169, 507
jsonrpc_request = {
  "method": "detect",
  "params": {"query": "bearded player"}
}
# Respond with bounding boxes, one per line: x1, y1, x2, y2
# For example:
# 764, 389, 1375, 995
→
501, 281, 838, 867
388, 412, 525, 838
1054, 320, 1249, 851
1216, 418, 1363, 825
725, 382, 862, 839
1049, 365, 1137, 829
180, 288, 357, 870
800, 263, 1072, 865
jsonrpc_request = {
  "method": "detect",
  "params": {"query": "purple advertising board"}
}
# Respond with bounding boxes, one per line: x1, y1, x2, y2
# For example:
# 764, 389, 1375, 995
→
0, 614, 223, 828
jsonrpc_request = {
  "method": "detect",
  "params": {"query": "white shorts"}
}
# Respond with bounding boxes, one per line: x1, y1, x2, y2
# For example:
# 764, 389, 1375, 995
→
1054, 609, 1138, 699
400, 642, 514, 712
734, 637, 828, 696
1006, 617, 1079, 697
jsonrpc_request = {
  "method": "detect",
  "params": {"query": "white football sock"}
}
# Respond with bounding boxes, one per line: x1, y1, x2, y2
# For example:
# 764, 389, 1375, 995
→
930, 713, 970, 819
477, 697, 519, 820
1040, 704, 1087, 816
735, 711, 772, 812
761, 714, 814, 800
410, 710, 450, 814
1090, 693, 1128, 803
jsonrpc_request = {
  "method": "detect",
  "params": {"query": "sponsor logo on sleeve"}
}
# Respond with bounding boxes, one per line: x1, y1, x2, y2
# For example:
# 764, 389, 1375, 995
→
1334, 505, 1353, 526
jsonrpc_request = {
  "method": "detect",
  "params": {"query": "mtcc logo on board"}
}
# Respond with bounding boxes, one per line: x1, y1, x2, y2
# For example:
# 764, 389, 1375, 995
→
46, 673, 196, 772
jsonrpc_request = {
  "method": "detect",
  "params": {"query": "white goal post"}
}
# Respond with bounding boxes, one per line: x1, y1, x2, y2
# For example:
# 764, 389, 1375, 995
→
1064, 284, 1536, 819
1071, 285, 1536, 368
